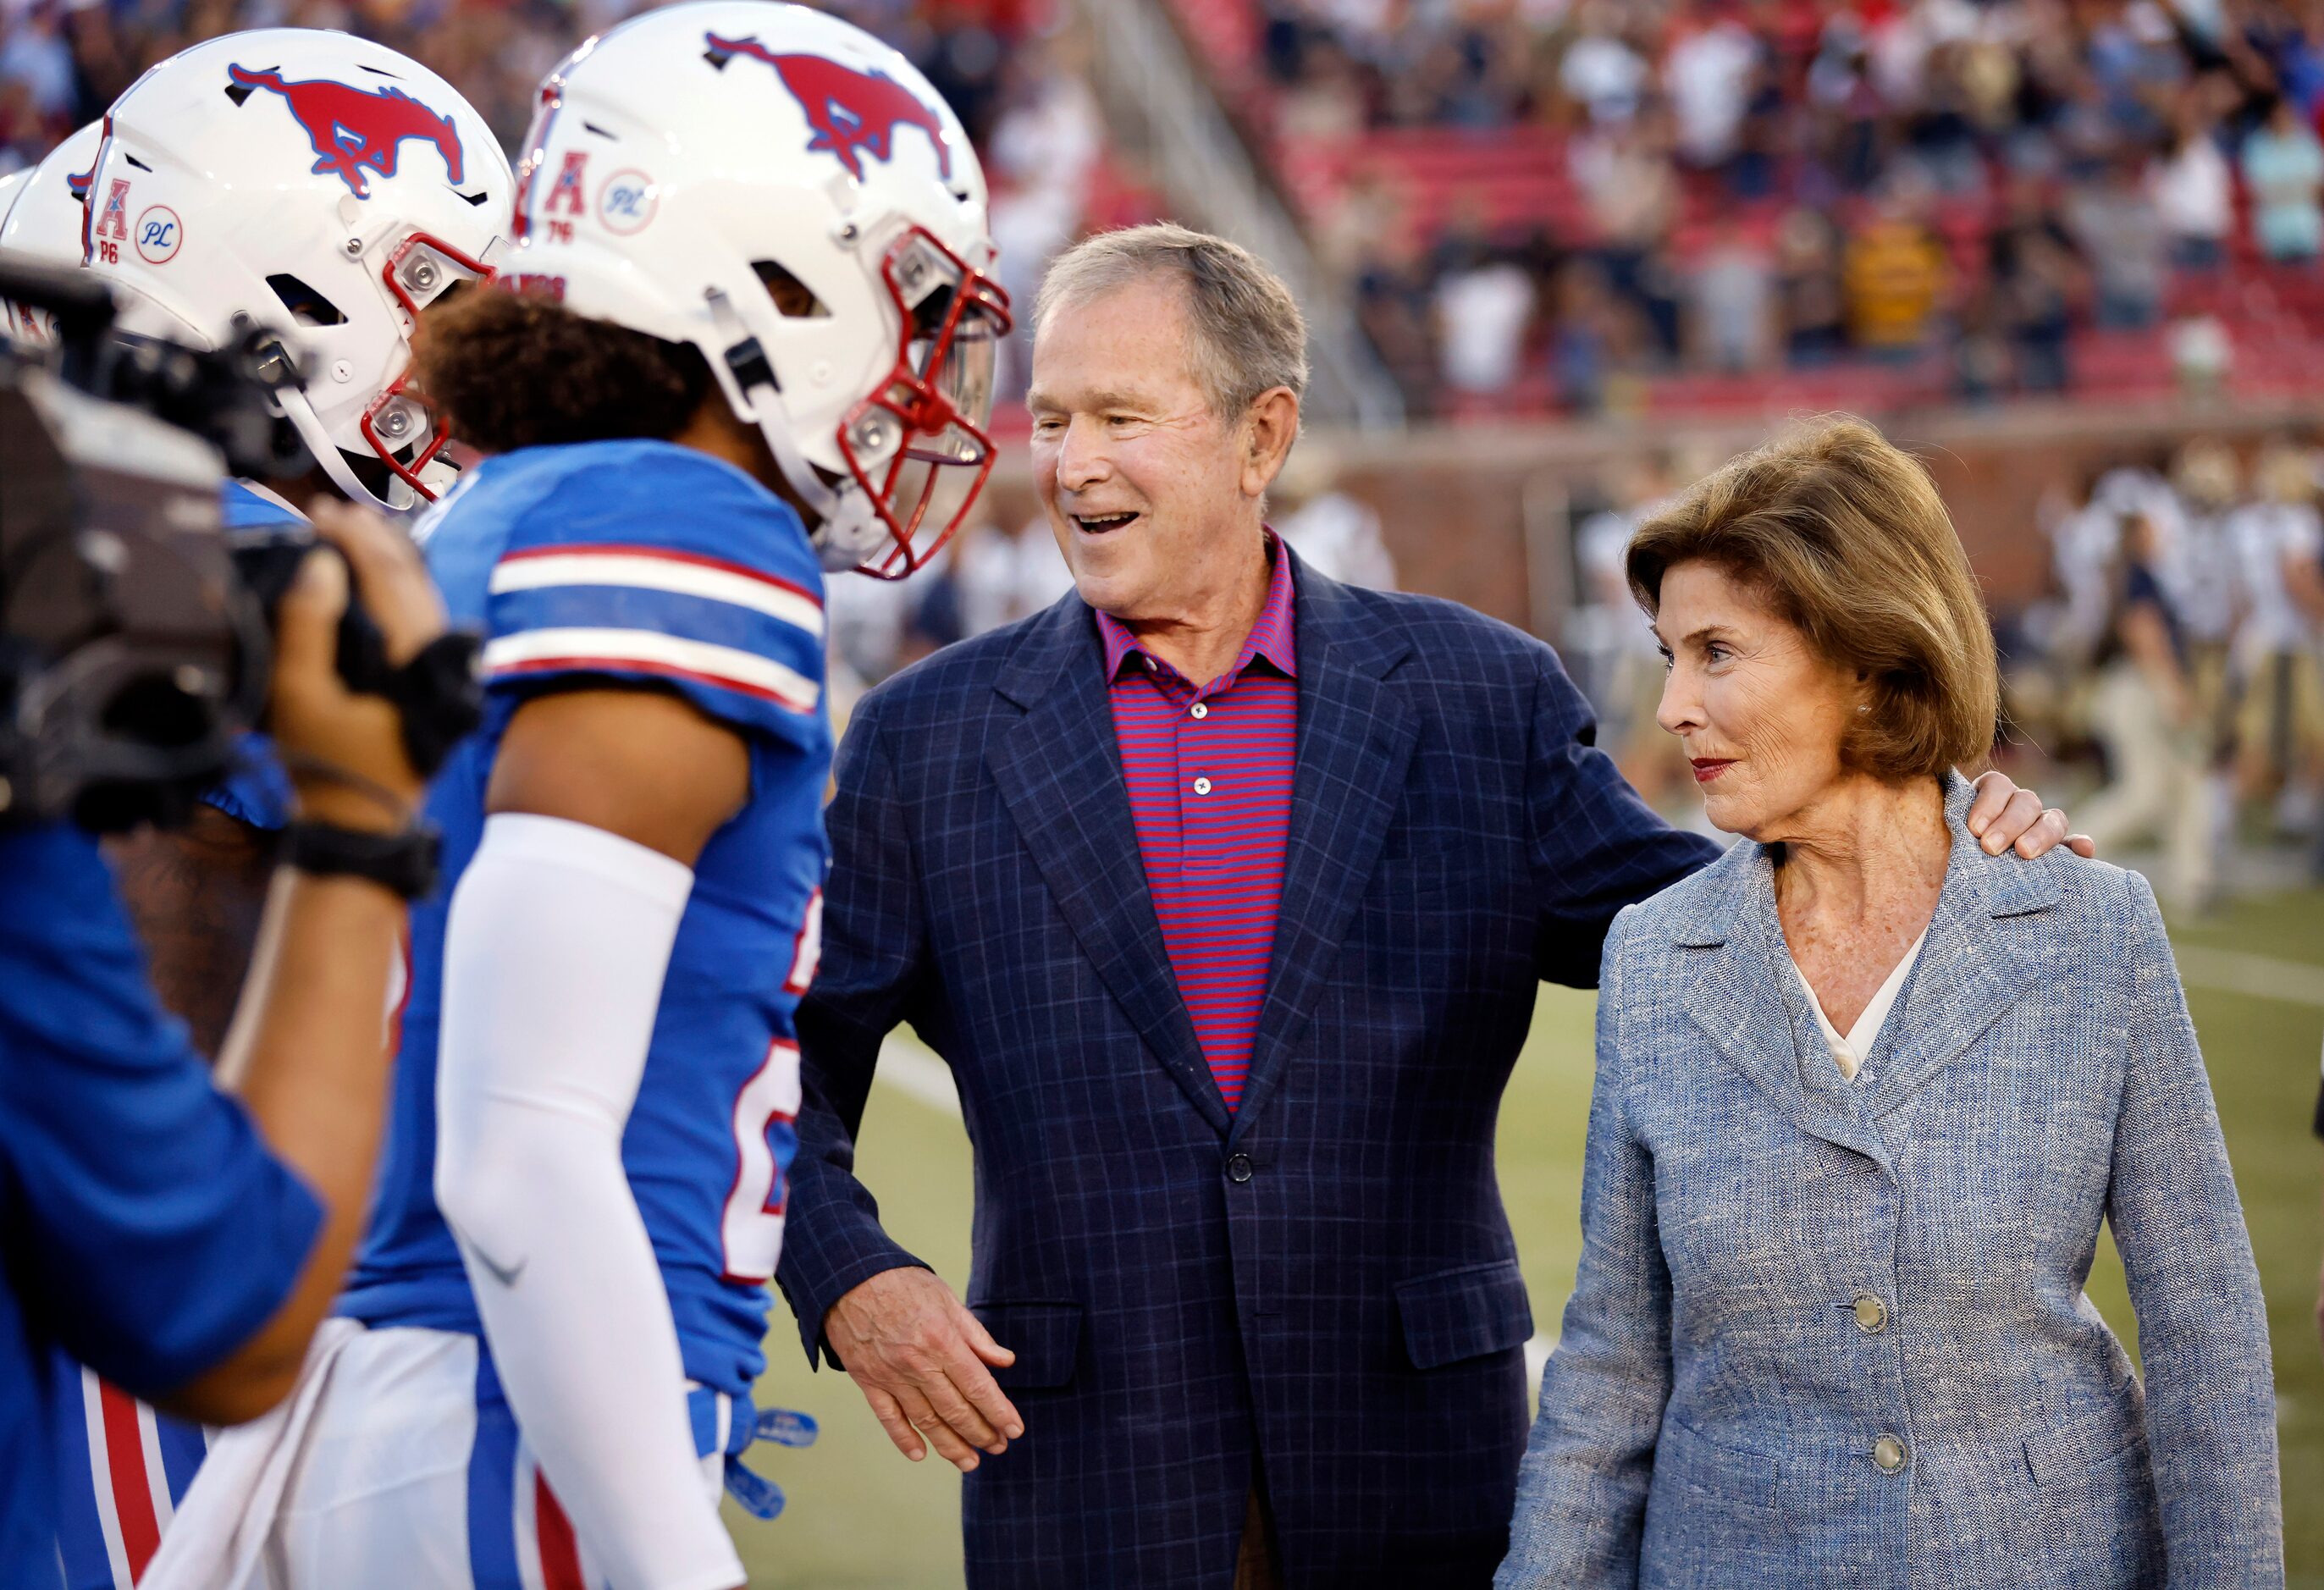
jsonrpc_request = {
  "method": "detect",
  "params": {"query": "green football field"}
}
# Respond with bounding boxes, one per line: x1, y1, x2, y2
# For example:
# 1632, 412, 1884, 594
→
726, 885, 2324, 1587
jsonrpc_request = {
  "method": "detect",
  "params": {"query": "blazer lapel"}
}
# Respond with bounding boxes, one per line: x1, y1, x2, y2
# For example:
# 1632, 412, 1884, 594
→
1861, 777, 2058, 1120
1228, 564, 1416, 1141
985, 597, 1232, 1136
1671, 845, 1896, 1176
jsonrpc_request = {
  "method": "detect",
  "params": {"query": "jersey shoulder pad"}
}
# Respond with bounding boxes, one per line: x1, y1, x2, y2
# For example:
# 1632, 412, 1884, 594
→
220, 479, 309, 532
477, 442, 827, 742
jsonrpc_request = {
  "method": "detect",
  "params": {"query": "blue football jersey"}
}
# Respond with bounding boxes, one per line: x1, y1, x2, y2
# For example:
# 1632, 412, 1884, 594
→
340, 440, 832, 1399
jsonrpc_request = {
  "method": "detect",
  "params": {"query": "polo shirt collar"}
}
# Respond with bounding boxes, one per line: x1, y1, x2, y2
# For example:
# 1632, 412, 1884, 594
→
1096, 533, 1299, 686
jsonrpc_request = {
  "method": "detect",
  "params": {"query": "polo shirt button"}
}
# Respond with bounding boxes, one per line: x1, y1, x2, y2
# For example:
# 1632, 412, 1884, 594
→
1190, 703, 1208, 719
1872, 1434, 1907, 1473
1193, 776, 1212, 795
1227, 1153, 1253, 1184
1852, 1294, 1887, 1333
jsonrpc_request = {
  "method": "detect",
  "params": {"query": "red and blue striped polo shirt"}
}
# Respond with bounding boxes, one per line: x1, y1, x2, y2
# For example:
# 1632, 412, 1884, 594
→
1096, 538, 1298, 1112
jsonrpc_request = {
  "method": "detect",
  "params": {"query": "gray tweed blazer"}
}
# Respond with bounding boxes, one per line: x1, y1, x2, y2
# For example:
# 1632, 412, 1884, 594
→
1498, 776, 2282, 1589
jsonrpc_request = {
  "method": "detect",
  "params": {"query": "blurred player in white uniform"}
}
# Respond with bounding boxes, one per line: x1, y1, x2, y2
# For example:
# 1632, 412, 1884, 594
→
3, 36, 510, 1589
147, 4, 1007, 1587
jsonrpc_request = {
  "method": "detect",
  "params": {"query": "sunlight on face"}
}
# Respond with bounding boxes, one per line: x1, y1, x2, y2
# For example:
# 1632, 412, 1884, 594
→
1653, 560, 1860, 840
1025, 279, 1256, 623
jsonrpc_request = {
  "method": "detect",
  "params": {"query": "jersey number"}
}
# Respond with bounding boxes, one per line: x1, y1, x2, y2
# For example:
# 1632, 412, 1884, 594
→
720, 1037, 801, 1284
781, 887, 822, 996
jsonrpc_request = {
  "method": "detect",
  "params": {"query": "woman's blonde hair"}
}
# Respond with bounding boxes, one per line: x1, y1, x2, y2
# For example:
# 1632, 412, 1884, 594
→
1626, 416, 2000, 780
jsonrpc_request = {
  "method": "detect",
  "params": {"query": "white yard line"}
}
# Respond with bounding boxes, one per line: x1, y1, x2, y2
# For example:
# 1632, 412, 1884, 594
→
2173, 945, 2324, 1008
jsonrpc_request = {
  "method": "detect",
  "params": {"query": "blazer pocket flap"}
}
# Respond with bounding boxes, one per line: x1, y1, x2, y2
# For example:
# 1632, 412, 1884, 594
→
969, 1302, 1083, 1390
1394, 1260, 1533, 1370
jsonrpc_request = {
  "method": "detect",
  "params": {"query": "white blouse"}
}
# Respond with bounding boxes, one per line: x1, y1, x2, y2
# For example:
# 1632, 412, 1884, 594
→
1789, 930, 1928, 1081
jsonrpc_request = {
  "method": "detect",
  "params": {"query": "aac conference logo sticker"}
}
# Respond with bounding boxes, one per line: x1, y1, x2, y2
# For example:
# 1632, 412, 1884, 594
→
135, 205, 182, 264
598, 169, 656, 237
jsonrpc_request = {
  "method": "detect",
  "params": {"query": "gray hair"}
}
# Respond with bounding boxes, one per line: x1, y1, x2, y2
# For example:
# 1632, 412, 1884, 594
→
1033, 224, 1309, 419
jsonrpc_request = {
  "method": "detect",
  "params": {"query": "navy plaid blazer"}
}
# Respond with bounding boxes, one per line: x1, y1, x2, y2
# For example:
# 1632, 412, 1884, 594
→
776, 551, 1718, 1587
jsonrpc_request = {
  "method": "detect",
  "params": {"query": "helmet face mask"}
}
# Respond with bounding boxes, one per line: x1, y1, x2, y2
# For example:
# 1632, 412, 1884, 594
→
78, 31, 513, 512
837, 225, 1011, 579
355, 229, 497, 500
507, 1, 1010, 577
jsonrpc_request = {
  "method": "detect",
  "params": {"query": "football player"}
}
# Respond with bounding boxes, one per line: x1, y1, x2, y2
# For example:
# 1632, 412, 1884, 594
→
148, 4, 1006, 1587
11, 34, 509, 1590
0, 121, 102, 345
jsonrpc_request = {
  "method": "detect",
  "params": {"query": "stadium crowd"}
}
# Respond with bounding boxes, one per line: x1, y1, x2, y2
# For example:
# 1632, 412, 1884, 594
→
1237, 0, 2324, 413
1565, 424, 2324, 909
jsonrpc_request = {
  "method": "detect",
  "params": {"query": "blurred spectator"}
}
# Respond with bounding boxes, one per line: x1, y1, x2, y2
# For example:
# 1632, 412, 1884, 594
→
2152, 97, 2236, 268
2070, 155, 2167, 329
1559, 2, 1648, 127
1685, 214, 1775, 373
1775, 206, 1849, 366
2226, 442, 2324, 826
1990, 173, 2083, 390
1843, 185, 1949, 358
2078, 509, 2215, 912
1434, 227, 1534, 395
1547, 256, 1621, 414
2244, 95, 2324, 262
1664, 3, 1757, 171
1572, 112, 1680, 356
0, 1, 74, 152
1355, 223, 1441, 410
953, 513, 1074, 641
1271, 444, 1396, 589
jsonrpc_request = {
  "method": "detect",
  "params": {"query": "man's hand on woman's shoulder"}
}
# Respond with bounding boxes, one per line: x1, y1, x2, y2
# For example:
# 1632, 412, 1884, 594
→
1965, 769, 2094, 859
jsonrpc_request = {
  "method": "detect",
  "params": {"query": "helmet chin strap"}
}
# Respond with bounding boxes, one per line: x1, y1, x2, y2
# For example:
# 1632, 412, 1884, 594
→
274, 384, 428, 513
704, 286, 883, 572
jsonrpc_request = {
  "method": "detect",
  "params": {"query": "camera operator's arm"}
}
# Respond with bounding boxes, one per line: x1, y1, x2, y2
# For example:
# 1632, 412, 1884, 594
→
0, 504, 450, 1428
167, 504, 447, 1422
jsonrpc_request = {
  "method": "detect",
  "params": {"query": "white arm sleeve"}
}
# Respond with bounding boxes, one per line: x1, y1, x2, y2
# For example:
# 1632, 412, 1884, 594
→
434, 813, 742, 1590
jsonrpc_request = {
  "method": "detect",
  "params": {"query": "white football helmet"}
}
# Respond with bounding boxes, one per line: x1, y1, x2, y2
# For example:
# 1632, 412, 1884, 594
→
80, 30, 514, 509
509, 0, 1010, 576
0, 123, 104, 345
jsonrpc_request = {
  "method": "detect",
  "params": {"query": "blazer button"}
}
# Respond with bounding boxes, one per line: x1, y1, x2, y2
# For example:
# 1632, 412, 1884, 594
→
1852, 1294, 1887, 1333
1226, 1153, 1254, 1184
1872, 1434, 1907, 1473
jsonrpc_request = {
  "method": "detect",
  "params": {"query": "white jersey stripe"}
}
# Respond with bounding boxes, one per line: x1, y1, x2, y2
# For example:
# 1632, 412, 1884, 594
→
137, 1399, 174, 1538
489, 552, 825, 639
482, 628, 820, 715
79, 1368, 134, 1590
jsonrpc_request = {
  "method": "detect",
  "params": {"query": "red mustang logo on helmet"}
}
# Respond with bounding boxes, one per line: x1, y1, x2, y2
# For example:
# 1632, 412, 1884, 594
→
227, 63, 466, 198
704, 34, 952, 184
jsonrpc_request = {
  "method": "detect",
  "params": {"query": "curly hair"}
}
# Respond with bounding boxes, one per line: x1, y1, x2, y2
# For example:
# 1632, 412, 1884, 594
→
413, 286, 714, 454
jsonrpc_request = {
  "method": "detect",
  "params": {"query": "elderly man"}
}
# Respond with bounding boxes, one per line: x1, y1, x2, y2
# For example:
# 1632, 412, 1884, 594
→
774, 224, 2077, 1587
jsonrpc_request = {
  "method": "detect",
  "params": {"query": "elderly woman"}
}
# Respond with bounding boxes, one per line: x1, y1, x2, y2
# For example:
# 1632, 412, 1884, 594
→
1499, 419, 2282, 1588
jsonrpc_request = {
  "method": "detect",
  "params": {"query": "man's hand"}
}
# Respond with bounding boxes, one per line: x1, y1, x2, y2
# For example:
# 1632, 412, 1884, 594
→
825, 1267, 1022, 1471
270, 500, 448, 833
1967, 769, 2094, 859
